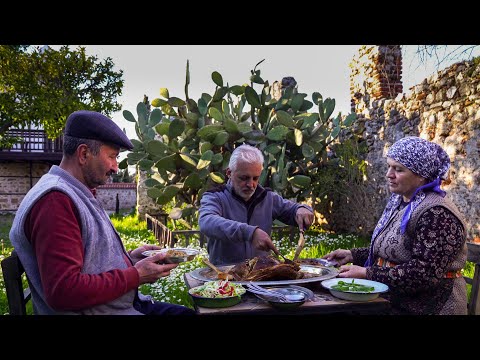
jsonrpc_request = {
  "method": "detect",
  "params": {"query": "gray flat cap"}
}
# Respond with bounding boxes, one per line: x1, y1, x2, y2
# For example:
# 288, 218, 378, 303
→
65, 110, 133, 150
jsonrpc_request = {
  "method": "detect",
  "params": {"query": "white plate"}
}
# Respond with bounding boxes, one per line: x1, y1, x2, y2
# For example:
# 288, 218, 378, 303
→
321, 278, 389, 301
142, 248, 199, 263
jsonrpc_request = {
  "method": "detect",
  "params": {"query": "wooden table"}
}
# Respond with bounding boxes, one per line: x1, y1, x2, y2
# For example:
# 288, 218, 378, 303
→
184, 273, 390, 315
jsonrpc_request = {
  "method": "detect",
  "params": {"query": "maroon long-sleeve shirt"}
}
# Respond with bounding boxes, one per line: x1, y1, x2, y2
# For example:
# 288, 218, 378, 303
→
24, 190, 139, 311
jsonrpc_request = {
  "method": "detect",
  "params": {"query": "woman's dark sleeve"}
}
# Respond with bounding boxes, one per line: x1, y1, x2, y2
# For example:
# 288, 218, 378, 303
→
351, 247, 369, 266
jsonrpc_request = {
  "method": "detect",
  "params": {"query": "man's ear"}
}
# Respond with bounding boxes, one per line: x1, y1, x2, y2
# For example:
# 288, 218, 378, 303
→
77, 144, 89, 164
226, 168, 231, 178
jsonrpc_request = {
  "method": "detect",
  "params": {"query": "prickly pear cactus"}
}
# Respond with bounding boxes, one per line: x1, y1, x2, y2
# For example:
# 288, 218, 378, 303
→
120, 59, 356, 223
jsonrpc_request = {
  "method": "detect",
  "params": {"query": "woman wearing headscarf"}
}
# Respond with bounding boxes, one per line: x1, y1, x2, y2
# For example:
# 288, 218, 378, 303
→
323, 136, 467, 315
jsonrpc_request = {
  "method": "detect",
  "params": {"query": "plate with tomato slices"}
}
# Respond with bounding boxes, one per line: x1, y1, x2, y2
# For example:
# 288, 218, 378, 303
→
188, 280, 246, 308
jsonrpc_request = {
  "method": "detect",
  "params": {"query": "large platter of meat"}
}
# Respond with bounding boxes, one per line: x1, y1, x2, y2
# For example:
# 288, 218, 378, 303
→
188, 255, 338, 286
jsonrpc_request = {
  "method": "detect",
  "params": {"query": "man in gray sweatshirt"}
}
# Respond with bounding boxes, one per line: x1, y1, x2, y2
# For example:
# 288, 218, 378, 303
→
199, 144, 314, 265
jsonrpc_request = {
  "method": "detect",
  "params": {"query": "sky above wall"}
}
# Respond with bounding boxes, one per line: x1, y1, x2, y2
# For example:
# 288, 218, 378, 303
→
49, 45, 480, 143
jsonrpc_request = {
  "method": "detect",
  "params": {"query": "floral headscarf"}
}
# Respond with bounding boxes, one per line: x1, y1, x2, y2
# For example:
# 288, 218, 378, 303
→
364, 136, 451, 267
386, 136, 450, 182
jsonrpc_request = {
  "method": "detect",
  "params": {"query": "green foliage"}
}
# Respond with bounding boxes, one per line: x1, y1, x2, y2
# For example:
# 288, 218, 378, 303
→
124, 60, 358, 224
110, 214, 157, 251
0, 45, 124, 147
308, 137, 368, 214
466, 56, 480, 78
111, 168, 134, 183
0, 214, 14, 250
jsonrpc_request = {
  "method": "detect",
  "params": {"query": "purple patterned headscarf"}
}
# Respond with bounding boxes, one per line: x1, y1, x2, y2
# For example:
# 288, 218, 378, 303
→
386, 136, 450, 181
364, 136, 451, 267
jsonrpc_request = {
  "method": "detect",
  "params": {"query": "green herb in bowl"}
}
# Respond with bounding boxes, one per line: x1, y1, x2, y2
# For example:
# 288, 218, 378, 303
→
331, 279, 375, 292
321, 278, 389, 302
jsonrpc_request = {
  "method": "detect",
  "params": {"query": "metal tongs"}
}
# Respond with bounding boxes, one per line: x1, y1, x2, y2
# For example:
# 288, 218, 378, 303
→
246, 283, 288, 302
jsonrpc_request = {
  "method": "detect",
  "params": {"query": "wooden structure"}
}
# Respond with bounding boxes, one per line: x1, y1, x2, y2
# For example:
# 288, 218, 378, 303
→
145, 213, 297, 249
184, 272, 390, 315
465, 242, 480, 315
186, 241, 480, 315
145, 213, 207, 248
0, 129, 63, 212
0, 129, 63, 162
1, 250, 31, 315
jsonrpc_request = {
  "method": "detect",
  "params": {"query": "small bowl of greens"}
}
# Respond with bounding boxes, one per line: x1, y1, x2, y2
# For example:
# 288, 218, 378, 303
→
321, 278, 389, 301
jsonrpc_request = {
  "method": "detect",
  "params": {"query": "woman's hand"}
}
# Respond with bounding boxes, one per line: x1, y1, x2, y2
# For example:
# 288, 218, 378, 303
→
337, 264, 367, 279
322, 249, 353, 266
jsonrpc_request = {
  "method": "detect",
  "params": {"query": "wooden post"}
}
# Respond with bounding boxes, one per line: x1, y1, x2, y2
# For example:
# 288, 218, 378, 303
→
115, 193, 119, 214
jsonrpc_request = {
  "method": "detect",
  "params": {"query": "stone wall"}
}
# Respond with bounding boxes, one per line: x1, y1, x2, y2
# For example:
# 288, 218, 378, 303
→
96, 183, 137, 213
0, 162, 50, 212
0, 161, 137, 214
350, 45, 403, 111
326, 45, 480, 241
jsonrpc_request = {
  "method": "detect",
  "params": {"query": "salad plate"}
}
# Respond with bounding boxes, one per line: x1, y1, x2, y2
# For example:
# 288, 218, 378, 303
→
188, 280, 246, 308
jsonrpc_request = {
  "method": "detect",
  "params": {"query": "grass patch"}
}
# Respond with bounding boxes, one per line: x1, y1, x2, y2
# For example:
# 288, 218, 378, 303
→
0, 214, 14, 253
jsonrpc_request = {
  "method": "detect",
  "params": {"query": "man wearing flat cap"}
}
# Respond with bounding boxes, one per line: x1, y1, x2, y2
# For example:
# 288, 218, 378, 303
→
10, 110, 195, 315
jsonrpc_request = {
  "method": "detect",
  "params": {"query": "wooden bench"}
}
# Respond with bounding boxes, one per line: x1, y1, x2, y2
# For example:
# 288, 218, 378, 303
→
465, 242, 480, 315
145, 213, 297, 248
1, 250, 31, 315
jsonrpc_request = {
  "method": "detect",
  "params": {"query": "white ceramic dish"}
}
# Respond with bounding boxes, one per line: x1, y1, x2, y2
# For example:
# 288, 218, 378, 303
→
321, 278, 389, 301
142, 248, 199, 263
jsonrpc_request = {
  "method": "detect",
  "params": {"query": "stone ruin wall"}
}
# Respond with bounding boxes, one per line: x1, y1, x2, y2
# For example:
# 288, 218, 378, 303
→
95, 183, 137, 214
0, 162, 49, 212
326, 45, 480, 241
0, 162, 137, 215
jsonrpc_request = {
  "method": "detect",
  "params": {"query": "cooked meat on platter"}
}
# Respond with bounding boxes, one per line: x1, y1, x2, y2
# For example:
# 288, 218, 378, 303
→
228, 255, 303, 282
